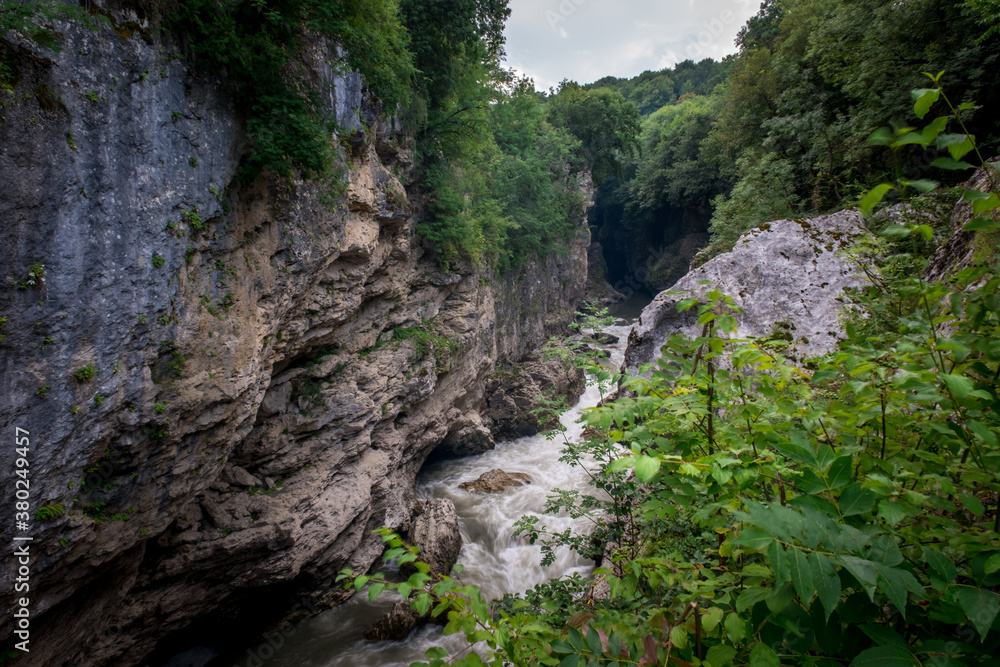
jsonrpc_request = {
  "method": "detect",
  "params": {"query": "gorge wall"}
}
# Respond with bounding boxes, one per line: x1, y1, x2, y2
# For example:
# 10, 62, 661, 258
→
0, 13, 590, 666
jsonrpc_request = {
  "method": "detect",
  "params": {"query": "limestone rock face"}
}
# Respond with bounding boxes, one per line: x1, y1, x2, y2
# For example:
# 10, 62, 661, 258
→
485, 351, 586, 439
458, 469, 532, 493
625, 210, 869, 371
433, 411, 496, 459
0, 16, 590, 667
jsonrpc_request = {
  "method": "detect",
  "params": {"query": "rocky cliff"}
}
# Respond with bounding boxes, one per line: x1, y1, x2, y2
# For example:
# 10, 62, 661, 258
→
0, 14, 589, 666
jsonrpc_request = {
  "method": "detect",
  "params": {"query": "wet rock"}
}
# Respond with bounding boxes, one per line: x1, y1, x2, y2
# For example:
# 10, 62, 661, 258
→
587, 332, 619, 345
405, 499, 462, 577
458, 469, 532, 493
433, 412, 496, 459
625, 210, 869, 371
485, 351, 585, 439
363, 600, 424, 641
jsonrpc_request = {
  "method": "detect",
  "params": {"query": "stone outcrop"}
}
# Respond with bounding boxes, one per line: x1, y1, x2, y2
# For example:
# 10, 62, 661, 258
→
923, 161, 999, 283
404, 499, 462, 577
0, 13, 590, 667
625, 210, 869, 371
363, 498, 461, 641
458, 469, 532, 493
485, 351, 586, 440
585, 242, 627, 306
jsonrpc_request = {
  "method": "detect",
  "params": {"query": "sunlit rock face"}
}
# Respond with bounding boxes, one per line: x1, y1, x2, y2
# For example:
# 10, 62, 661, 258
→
625, 210, 870, 371
0, 15, 590, 667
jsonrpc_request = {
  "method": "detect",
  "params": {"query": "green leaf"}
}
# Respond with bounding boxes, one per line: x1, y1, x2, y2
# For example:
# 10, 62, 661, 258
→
860, 184, 893, 216
957, 587, 1000, 642
867, 127, 894, 146
634, 455, 660, 483
881, 225, 912, 239
903, 179, 938, 193
972, 192, 1000, 215
876, 565, 919, 619
912, 88, 940, 119
730, 528, 773, 551
769, 542, 791, 584
706, 645, 737, 666
810, 552, 841, 622
931, 157, 974, 170
585, 626, 602, 655
985, 554, 1000, 576
749, 642, 780, 667
940, 373, 974, 399
963, 217, 1000, 232
736, 587, 770, 612
550, 639, 576, 654
724, 612, 747, 643
839, 483, 877, 517
790, 548, 816, 603
839, 556, 878, 600
828, 456, 853, 490
958, 493, 986, 516
559, 654, 580, 667
878, 501, 907, 527
850, 645, 919, 666
923, 547, 957, 582
367, 582, 385, 601
860, 623, 908, 649
913, 225, 933, 241
677, 298, 699, 312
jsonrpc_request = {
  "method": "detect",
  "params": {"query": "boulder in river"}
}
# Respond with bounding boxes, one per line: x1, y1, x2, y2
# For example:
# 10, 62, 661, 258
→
404, 498, 462, 577
364, 498, 462, 641
458, 469, 532, 493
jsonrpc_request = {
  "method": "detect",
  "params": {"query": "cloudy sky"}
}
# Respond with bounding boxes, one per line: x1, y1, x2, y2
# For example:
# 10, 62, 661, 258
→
503, 0, 760, 90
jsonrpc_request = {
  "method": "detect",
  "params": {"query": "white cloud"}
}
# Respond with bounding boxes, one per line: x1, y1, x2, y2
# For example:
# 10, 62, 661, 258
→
503, 0, 758, 90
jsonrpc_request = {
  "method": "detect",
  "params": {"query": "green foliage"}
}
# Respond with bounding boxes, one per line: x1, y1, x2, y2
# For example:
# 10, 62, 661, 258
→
151, 254, 165, 268
171, 0, 413, 181
72, 364, 96, 383
17, 263, 45, 289
545, 82, 640, 185
34, 503, 64, 521
0, 1, 106, 52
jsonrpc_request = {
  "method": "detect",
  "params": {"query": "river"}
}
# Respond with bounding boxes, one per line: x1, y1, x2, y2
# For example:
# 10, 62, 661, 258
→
213, 297, 644, 667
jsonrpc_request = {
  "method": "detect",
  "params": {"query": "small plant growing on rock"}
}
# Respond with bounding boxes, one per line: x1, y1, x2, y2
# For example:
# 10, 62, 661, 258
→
35, 504, 65, 521
18, 263, 45, 289
188, 156, 199, 167
35, 385, 49, 398
73, 364, 96, 382
154, 402, 167, 413
94, 394, 104, 406
152, 254, 165, 268
85, 91, 98, 103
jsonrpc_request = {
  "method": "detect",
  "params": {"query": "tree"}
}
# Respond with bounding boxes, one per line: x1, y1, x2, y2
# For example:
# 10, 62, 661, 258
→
545, 83, 641, 184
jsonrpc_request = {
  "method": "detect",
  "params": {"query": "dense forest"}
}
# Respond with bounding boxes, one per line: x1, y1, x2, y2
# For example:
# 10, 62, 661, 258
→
588, 0, 1000, 293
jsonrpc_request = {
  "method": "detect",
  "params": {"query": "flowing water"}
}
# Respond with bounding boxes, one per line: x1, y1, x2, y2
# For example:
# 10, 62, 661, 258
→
215, 304, 641, 667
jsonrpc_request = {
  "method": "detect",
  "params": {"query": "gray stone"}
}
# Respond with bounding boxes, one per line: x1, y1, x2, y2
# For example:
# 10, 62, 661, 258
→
625, 210, 869, 371
406, 498, 462, 577
458, 469, 533, 493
